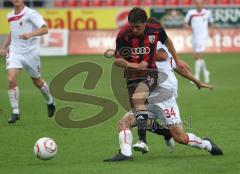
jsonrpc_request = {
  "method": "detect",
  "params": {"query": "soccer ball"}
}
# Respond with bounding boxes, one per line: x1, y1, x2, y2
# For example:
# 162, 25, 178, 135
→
33, 137, 57, 160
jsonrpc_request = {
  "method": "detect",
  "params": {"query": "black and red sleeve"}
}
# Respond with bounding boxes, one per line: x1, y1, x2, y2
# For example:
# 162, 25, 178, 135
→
158, 27, 168, 44
115, 34, 126, 59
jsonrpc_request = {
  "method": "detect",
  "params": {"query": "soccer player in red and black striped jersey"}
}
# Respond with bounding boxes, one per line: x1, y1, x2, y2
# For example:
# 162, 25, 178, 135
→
114, 8, 189, 155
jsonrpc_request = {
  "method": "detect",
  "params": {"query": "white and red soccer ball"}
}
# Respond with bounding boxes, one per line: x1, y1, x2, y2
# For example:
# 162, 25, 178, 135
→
33, 137, 57, 160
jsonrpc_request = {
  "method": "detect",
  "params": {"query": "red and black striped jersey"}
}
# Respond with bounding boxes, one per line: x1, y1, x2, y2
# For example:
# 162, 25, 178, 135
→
115, 23, 168, 70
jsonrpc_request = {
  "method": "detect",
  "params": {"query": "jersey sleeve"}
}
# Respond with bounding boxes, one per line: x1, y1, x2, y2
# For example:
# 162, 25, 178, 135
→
29, 10, 46, 28
184, 11, 191, 24
157, 41, 162, 51
6, 12, 12, 21
171, 58, 177, 69
6, 13, 9, 20
115, 34, 126, 58
157, 41, 167, 51
158, 27, 168, 44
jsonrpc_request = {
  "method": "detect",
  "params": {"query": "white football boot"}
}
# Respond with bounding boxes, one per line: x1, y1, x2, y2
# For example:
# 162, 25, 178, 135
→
133, 140, 149, 154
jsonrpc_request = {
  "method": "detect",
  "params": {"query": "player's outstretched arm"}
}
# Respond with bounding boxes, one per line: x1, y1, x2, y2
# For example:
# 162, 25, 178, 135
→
0, 33, 11, 57
175, 67, 214, 90
20, 25, 48, 40
165, 37, 189, 72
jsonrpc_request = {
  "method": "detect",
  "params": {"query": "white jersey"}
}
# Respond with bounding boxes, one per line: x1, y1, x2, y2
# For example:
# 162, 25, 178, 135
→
156, 42, 177, 95
7, 6, 46, 54
147, 42, 181, 126
149, 42, 178, 104
184, 8, 213, 42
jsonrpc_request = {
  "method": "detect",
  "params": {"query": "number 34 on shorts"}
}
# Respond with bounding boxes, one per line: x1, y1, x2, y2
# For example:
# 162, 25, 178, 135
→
163, 107, 176, 118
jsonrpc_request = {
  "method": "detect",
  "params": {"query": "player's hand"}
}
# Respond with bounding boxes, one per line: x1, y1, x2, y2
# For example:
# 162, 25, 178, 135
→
186, 25, 191, 31
0, 48, 8, 57
138, 61, 148, 70
196, 82, 214, 91
184, 23, 192, 31
114, 58, 128, 68
209, 24, 215, 38
176, 59, 190, 72
209, 29, 215, 38
20, 33, 32, 40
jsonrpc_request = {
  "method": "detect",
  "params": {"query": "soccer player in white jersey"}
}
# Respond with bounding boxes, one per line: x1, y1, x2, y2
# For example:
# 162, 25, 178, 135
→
184, 0, 214, 83
0, 0, 55, 123
104, 41, 223, 162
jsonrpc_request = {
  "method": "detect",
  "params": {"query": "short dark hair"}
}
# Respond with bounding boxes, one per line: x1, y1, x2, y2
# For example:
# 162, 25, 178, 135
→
128, 7, 148, 24
146, 17, 161, 25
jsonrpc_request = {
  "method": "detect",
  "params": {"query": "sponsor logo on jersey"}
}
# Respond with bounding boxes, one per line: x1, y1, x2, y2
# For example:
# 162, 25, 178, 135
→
148, 35, 155, 43
131, 47, 150, 55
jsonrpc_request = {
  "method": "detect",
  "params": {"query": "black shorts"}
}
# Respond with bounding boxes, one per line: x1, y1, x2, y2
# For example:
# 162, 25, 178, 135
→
126, 70, 158, 109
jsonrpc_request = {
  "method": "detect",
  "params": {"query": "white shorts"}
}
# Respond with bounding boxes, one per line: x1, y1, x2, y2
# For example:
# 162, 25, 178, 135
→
148, 95, 182, 128
6, 51, 41, 78
192, 38, 207, 53
123, 95, 182, 128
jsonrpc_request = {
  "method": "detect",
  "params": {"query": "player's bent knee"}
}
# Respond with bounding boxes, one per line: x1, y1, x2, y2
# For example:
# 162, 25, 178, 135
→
172, 133, 188, 145
8, 82, 17, 89
8, 78, 17, 89
194, 54, 202, 60
8, 78, 16, 84
132, 91, 147, 103
132, 97, 145, 106
32, 78, 44, 88
170, 126, 188, 144
117, 119, 125, 132
117, 115, 136, 132
118, 119, 130, 132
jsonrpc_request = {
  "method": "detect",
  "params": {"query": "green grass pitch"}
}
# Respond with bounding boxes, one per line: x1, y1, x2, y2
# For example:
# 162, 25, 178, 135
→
0, 53, 239, 174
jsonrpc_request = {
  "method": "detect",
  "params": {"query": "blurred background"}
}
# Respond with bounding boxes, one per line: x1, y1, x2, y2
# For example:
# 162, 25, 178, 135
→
0, 0, 239, 56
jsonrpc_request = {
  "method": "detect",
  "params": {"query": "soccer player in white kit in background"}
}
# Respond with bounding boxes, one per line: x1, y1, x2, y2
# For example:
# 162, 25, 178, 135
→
184, 0, 215, 83
0, 0, 55, 123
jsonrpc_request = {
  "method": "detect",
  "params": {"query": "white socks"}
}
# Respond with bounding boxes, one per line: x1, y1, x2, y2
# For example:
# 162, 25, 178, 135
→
119, 129, 133, 157
8, 86, 19, 114
194, 59, 210, 83
187, 133, 212, 151
201, 59, 210, 83
194, 59, 202, 80
40, 82, 54, 105
8, 82, 53, 114
201, 59, 207, 72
